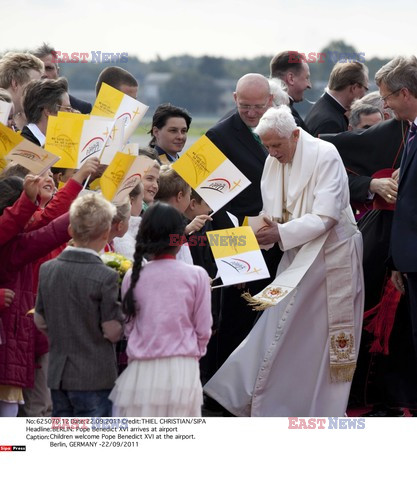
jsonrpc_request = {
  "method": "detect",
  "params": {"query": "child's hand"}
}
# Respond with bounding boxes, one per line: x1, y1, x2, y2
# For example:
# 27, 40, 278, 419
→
185, 214, 212, 235
73, 157, 101, 184
23, 174, 41, 203
0, 288, 15, 309
102, 320, 123, 343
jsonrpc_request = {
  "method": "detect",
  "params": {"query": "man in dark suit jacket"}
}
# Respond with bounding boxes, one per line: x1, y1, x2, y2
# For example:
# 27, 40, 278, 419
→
205, 74, 281, 380
306, 61, 369, 137
321, 118, 406, 211
20, 125, 41, 146
20, 78, 70, 147
68, 94, 92, 114
375, 56, 417, 361
269, 51, 311, 132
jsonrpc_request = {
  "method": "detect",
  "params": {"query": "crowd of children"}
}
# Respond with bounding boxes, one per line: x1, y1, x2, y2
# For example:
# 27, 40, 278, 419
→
0, 152, 217, 417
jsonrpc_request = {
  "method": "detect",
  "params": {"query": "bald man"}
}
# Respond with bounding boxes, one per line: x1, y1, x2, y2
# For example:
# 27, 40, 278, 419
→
204, 74, 281, 388
207, 74, 273, 225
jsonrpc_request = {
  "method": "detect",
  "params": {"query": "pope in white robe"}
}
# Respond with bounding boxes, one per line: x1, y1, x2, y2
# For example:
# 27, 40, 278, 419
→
204, 105, 364, 417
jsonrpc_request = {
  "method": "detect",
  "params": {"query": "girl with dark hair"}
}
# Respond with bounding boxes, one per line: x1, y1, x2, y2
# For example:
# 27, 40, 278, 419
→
109, 202, 212, 416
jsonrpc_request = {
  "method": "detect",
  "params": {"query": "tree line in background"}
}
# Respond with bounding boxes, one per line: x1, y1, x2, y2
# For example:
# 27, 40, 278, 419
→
2, 41, 392, 115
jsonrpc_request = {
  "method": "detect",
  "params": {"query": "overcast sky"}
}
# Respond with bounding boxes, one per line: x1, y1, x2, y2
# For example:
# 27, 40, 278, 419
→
2, 0, 415, 61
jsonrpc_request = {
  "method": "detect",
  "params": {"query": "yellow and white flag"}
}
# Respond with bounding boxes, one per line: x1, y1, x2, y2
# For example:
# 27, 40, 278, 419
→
100, 151, 156, 205
173, 135, 251, 213
100, 117, 125, 165
123, 143, 139, 156
207, 226, 270, 286
0, 100, 12, 126
45, 112, 114, 168
0, 123, 59, 174
92, 83, 148, 143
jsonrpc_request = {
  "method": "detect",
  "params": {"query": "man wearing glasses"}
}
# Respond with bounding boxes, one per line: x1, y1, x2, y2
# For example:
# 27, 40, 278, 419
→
204, 74, 281, 395
306, 61, 369, 137
375, 56, 417, 359
20, 78, 71, 147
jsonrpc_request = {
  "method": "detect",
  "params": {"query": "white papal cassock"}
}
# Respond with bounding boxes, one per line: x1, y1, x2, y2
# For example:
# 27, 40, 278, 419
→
204, 128, 364, 417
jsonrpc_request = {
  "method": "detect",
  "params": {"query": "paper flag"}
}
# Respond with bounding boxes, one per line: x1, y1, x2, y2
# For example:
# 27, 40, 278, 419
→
173, 135, 251, 213
45, 112, 114, 168
0, 100, 12, 126
0, 123, 59, 174
123, 143, 139, 156
207, 226, 270, 286
100, 152, 156, 205
243, 215, 274, 251
95, 116, 125, 166
226, 211, 239, 228
92, 83, 149, 143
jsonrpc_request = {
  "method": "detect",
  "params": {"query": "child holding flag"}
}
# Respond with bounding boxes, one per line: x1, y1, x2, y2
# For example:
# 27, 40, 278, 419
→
155, 165, 212, 264
109, 202, 212, 416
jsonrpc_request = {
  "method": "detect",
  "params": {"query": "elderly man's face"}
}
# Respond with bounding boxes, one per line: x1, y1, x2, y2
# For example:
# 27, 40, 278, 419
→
234, 87, 272, 128
260, 128, 300, 164
356, 112, 383, 130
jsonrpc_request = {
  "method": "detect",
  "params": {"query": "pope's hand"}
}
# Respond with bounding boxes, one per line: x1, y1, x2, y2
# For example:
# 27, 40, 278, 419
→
255, 217, 280, 245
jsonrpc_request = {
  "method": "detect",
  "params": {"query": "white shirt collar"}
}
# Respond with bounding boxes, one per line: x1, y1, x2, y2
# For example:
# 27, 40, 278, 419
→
27, 123, 46, 147
325, 89, 346, 110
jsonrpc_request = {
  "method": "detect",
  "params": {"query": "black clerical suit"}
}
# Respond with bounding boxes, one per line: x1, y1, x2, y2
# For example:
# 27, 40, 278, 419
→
305, 91, 348, 137
205, 112, 281, 372
289, 99, 309, 132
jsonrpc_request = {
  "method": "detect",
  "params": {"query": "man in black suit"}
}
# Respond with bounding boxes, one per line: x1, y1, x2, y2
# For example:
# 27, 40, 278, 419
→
322, 118, 414, 416
306, 61, 369, 137
21, 78, 71, 146
269, 50, 311, 131
32, 43, 92, 114
375, 56, 417, 357
321, 118, 404, 212
205, 74, 281, 378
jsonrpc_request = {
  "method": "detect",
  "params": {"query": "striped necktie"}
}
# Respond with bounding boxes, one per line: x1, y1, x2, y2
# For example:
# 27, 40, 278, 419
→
405, 122, 417, 156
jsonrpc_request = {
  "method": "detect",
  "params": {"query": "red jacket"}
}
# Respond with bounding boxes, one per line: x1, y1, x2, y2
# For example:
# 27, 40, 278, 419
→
0, 213, 70, 388
0, 192, 37, 246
